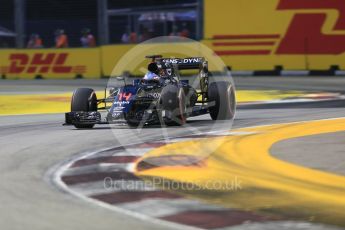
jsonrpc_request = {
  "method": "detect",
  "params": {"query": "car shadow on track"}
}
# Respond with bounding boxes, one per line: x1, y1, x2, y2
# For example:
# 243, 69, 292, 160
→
238, 99, 345, 110
67, 119, 232, 130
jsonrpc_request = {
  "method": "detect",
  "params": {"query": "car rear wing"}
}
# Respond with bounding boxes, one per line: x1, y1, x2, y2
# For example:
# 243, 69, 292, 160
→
158, 57, 209, 102
159, 57, 206, 70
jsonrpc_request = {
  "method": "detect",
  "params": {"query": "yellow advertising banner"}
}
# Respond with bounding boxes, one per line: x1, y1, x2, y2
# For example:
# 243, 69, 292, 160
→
204, 0, 345, 70
0, 48, 101, 79
100, 44, 133, 77
2, 0, 345, 79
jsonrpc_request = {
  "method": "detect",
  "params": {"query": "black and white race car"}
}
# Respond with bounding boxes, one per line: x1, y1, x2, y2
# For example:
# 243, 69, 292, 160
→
64, 55, 236, 128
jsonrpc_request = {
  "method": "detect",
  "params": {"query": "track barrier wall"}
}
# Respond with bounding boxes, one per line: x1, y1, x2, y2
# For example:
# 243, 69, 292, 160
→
0, 48, 101, 79
1, 0, 345, 79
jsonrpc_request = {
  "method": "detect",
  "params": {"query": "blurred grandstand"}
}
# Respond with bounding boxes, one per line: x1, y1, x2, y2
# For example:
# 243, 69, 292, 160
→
0, 0, 200, 48
1, 0, 344, 78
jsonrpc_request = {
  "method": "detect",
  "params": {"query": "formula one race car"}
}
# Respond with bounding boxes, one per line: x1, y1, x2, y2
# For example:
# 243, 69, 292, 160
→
64, 55, 235, 128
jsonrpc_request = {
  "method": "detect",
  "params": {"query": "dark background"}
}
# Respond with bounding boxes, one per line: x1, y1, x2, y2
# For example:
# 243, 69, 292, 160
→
0, 0, 197, 47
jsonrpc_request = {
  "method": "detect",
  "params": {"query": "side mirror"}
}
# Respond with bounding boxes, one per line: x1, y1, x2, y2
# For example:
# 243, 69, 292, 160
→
202, 61, 208, 73
203, 66, 208, 74
109, 87, 118, 97
133, 79, 141, 85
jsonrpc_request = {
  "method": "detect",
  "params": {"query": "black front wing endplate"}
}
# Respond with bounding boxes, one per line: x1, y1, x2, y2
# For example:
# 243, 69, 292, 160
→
64, 111, 106, 126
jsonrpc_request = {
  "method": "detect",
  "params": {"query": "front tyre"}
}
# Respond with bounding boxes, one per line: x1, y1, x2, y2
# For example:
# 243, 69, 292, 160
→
208, 81, 236, 120
160, 85, 186, 126
71, 88, 97, 129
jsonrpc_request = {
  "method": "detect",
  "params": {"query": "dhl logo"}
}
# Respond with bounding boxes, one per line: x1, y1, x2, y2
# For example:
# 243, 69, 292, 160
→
0, 53, 86, 74
213, 0, 345, 56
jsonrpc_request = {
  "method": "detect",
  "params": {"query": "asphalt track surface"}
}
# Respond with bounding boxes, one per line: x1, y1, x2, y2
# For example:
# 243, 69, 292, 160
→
2, 76, 345, 93
0, 77, 345, 229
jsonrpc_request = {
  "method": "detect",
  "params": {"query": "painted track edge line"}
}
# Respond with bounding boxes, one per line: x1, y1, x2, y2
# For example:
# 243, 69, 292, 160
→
46, 147, 203, 230
46, 116, 345, 230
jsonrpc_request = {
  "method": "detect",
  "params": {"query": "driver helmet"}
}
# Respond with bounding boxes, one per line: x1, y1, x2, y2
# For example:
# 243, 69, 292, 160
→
143, 71, 159, 80
147, 62, 159, 74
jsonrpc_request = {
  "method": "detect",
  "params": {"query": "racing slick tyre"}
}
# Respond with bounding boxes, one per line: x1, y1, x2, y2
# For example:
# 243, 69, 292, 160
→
160, 85, 187, 126
208, 81, 236, 120
71, 88, 97, 129
125, 119, 141, 128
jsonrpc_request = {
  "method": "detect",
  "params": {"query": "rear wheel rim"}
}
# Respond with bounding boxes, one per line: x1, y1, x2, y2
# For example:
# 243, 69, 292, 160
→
178, 89, 186, 124
227, 85, 235, 118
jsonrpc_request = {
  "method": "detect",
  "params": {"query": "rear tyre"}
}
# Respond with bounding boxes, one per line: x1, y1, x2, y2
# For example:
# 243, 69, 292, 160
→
208, 81, 236, 120
71, 88, 97, 129
160, 85, 186, 126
